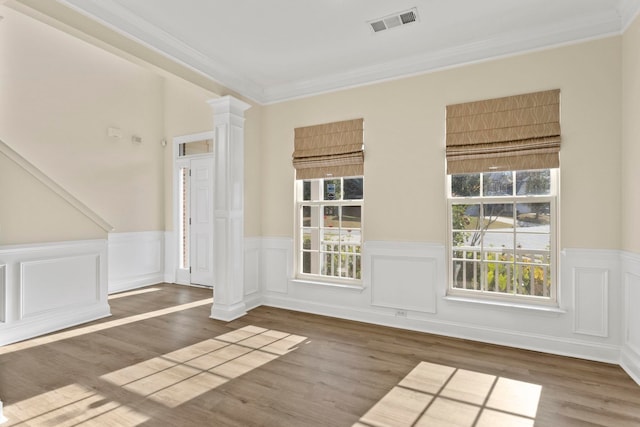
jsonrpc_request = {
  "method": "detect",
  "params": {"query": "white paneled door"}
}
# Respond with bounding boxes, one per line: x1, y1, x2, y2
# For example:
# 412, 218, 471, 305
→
189, 157, 214, 286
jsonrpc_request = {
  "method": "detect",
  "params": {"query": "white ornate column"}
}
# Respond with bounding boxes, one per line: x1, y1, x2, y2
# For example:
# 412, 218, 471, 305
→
207, 95, 251, 321
0, 399, 7, 424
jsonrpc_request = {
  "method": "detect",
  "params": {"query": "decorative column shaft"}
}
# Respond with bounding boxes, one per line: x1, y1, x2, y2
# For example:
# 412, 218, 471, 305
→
207, 95, 251, 321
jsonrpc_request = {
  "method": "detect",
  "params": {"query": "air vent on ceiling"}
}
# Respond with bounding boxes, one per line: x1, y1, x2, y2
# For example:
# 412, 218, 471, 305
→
368, 8, 419, 33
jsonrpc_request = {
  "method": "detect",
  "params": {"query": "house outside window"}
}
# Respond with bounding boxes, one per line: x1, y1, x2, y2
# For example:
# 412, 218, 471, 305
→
296, 177, 363, 283
447, 169, 557, 304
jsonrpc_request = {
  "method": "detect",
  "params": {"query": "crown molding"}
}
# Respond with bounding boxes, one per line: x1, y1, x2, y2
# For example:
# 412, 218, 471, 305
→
619, 0, 640, 31
262, 9, 622, 104
55, 1, 632, 105
57, 0, 266, 103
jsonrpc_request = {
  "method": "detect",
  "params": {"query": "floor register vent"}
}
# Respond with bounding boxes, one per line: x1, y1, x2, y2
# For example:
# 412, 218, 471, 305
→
368, 8, 419, 33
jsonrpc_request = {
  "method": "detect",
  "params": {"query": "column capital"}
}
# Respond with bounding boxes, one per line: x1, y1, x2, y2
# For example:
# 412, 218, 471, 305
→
207, 95, 251, 117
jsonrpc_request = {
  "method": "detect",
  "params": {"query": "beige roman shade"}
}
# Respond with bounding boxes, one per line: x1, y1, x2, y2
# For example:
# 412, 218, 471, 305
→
292, 118, 364, 180
446, 89, 561, 174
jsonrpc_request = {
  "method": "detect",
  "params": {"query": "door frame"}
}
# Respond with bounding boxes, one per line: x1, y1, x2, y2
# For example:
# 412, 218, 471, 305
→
172, 131, 215, 286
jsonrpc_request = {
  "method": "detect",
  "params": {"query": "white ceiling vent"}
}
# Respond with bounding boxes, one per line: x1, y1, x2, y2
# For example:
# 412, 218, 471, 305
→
368, 8, 419, 33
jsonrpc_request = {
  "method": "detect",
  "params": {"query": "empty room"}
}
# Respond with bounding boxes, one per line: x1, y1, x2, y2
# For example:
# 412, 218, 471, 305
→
1, 0, 640, 426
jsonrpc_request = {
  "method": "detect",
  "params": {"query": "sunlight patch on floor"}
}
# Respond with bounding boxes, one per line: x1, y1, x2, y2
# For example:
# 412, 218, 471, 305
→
108, 287, 162, 300
355, 361, 541, 427
101, 325, 308, 408
3, 384, 148, 427
0, 298, 212, 356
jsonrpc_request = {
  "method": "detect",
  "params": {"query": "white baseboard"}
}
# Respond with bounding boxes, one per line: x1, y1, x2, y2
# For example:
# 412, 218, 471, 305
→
108, 231, 165, 293
0, 239, 110, 346
0, 303, 110, 347
621, 345, 640, 386
262, 294, 620, 364
258, 239, 627, 366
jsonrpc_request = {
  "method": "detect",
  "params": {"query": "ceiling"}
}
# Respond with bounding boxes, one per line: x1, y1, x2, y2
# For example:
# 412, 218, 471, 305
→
58, 0, 640, 104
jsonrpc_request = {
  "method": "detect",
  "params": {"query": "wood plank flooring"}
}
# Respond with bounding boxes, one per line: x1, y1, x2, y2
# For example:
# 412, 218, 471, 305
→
1, 283, 639, 426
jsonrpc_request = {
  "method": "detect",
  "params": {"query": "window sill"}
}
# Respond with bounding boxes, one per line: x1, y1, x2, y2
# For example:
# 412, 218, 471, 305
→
289, 278, 365, 292
443, 295, 566, 314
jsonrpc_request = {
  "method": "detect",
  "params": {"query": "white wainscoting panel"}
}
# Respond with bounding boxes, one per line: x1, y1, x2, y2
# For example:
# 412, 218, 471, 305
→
259, 241, 625, 367
21, 254, 99, 318
0, 264, 5, 323
244, 237, 261, 296
108, 231, 164, 293
366, 241, 442, 315
572, 267, 609, 337
621, 251, 640, 385
262, 238, 292, 294
0, 239, 110, 346
370, 254, 438, 314
625, 272, 640, 355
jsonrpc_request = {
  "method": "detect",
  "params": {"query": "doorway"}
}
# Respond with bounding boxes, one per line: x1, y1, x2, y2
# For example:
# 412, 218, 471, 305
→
173, 132, 215, 287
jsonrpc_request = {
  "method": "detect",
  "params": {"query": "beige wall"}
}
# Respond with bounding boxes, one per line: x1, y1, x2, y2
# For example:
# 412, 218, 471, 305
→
0, 6, 165, 242
1, 2, 626, 250
243, 106, 264, 238
622, 15, 640, 254
0, 152, 105, 244
261, 37, 622, 249
1, 4, 263, 246
162, 76, 215, 233
161, 77, 263, 237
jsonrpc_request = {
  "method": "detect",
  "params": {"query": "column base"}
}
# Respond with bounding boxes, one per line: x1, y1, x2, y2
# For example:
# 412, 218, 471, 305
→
210, 301, 247, 322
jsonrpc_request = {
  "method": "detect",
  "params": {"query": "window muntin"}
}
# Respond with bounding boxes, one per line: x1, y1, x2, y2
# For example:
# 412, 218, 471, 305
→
297, 177, 363, 283
448, 169, 557, 304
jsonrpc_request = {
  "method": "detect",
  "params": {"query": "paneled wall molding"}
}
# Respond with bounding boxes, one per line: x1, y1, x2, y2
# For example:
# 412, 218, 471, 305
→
262, 237, 293, 295
572, 267, 609, 337
0, 239, 110, 346
0, 265, 5, 324
0, 138, 113, 232
108, 231, 165, 294
256, 239, 628, 370
621, 250, 640, 385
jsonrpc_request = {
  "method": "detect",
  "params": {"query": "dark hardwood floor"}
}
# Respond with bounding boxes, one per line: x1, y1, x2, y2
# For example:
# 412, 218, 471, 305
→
1, 283, 639, 426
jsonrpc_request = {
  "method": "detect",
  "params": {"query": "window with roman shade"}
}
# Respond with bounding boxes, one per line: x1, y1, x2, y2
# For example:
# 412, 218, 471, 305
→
292, 118, 364, 179
446, 89, 561, 174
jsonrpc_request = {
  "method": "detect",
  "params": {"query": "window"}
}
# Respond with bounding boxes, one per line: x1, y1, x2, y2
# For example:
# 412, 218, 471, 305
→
296, 177, 363, 283
448, 169, 557, 304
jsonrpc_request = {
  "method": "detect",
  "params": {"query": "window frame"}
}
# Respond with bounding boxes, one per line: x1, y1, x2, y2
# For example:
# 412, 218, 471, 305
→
294, 176, 364, 286
446, 169, 559, 306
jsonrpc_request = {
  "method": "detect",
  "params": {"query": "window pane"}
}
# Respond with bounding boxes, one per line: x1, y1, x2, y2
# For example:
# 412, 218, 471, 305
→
322, 229, 340, 247
342, 206, 362, 229
322, 252, 339, 277
452, 203, 480, 231
302, 230, 312, 250
452, 259, 481, 290
516, 203, 550, 230
451, 174, 480, 197
482, 203, 514, 231
341, 229, 361, 247
483, 171, 513, 196
483, 232, 514, 250
516, 170, 550, 195
302, 252, 311, 274
302, 206, 311, 226
324, 179, 341, 201
178, 139, 213, 156
485, 251, 514, 293
303, 181, 311, 201
323, 206, 339, 228
344, 178, 363, 199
